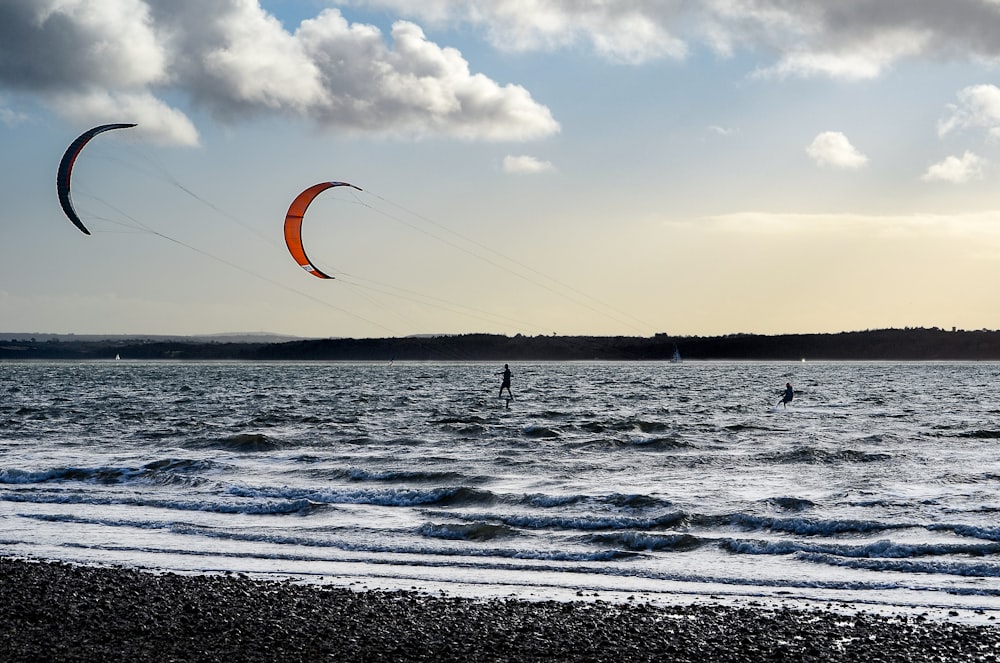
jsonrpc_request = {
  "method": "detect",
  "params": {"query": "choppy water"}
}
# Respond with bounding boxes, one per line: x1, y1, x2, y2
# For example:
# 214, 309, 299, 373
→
2, 360, 1000, 616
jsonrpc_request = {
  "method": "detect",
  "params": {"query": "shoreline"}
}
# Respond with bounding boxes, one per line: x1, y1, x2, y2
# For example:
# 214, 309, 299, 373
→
2, 558, 999, 662
6, 327, 1000, 361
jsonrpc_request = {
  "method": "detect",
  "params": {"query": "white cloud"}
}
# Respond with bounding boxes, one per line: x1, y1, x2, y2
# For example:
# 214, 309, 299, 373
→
707, 125, 736, 137
502, 155, 555, 174
48, 90, 200, 146
0, 0, 559, 143
921, 151, 987, 183
5, 0, 169, 89
757, 28, 930, 80
806, 131, 868, 169
296, 15, 559, 140
194, 2, 329, 114
938, 84, 1000, 139
338, 0, 687, 64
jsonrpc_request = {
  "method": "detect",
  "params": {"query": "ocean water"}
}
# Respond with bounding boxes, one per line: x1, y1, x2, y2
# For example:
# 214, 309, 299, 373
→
2, 359, 1000, 618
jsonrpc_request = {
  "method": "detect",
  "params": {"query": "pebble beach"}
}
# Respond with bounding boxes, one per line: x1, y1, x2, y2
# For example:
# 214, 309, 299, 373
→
2, 558, 998, 662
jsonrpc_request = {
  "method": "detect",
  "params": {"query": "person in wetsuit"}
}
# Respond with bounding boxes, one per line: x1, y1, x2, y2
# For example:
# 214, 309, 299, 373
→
778, 382, 793, 408
498, 364, 513, 399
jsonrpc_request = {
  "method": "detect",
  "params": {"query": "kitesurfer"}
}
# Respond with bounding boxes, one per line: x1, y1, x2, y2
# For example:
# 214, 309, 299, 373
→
778, 382, 793, 408
498, 364, 513, 399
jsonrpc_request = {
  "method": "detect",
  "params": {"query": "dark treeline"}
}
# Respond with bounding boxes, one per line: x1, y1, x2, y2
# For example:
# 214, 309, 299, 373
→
3, 328, 1000, 361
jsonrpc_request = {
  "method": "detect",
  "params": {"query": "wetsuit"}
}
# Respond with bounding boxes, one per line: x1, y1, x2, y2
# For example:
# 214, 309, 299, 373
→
499, 366, 512, 398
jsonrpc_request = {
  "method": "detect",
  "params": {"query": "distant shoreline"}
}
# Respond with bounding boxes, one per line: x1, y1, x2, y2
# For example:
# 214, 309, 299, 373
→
3, 327, 1000, 361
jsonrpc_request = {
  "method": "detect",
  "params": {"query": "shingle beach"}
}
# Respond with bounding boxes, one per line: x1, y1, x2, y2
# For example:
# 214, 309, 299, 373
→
2, 558, 998, 662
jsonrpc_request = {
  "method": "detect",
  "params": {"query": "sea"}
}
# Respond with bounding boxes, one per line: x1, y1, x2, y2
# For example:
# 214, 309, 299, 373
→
2, 359, 1000, 621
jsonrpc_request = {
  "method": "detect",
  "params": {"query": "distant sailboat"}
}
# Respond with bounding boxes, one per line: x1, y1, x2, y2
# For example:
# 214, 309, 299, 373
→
670, 344, 681, 363
115, 354, 120, 361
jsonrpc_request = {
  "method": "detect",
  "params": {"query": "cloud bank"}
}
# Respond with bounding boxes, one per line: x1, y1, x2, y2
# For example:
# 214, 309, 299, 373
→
341, 0, 1000, 78
6, 1, 1000, 145
0, 0, 559, 144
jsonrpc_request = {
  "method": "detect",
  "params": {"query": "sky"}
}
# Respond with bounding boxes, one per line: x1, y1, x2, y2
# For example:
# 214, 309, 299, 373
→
4, 0, 1000, 339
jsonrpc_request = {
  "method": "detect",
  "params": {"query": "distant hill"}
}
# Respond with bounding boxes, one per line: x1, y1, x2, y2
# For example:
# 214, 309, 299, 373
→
0, 332, 306, 344
2, 328, 1000, 361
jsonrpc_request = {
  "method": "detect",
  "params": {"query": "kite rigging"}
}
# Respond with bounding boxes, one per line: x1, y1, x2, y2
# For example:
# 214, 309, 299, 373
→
56, 123, 138, 235
283, 181, 363, 279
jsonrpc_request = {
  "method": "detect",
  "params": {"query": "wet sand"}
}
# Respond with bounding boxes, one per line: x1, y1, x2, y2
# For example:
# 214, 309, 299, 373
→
1, 557, 998, 662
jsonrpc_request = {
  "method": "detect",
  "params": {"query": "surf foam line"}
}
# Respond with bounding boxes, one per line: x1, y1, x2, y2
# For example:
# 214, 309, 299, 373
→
800, 552, 1000, 579
17, 529, 999, 600
722, 537, 1000, 559
3, 493, 327, 515
13, 513, 638, 563
432, 511, 689, 532
0, 460, 223, 487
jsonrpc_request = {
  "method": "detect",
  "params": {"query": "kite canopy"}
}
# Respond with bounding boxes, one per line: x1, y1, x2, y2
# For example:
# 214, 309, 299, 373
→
56, 123, 137, 235
283, 181, 363, 279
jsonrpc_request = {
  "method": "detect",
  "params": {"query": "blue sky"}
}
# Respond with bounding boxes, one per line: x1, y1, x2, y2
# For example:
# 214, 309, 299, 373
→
3, 1, 1000, 338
